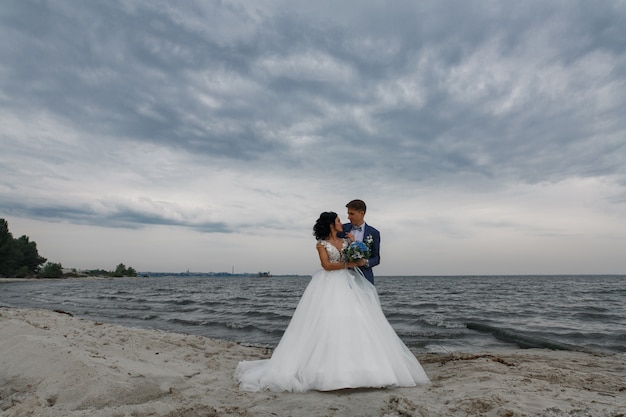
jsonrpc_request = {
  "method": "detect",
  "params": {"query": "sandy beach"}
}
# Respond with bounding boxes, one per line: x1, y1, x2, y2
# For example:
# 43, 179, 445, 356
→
1, 307, 624, 417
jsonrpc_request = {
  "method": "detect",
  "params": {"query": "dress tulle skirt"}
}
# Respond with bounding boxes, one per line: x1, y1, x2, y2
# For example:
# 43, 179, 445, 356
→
234, 268, 430, 392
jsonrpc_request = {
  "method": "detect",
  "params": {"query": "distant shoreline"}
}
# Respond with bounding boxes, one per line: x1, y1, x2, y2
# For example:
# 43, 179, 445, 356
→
2, 273, 624, 284
0, 276, 115, 283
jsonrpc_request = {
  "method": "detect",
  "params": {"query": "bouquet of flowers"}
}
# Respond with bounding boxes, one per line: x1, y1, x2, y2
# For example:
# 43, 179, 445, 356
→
342, 235, 373, 262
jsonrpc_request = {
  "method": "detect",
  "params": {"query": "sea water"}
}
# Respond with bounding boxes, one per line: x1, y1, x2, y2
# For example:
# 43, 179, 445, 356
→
1, 275, 624, 354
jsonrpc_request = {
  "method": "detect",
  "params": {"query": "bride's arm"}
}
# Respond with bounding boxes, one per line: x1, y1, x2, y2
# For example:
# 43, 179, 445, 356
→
316, 243, 364, 271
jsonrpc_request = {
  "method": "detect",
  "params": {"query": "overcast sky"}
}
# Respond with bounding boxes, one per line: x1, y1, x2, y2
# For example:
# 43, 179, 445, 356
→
1, 0, 625, 276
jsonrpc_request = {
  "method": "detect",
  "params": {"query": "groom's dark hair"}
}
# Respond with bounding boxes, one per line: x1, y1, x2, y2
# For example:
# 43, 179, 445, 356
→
346, 199, 366, 213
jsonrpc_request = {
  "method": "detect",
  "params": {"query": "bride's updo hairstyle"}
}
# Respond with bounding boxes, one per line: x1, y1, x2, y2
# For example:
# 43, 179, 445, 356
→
313, 211, 337, 240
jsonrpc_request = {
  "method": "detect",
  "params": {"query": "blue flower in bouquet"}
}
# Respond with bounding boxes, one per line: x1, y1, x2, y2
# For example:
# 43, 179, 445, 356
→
342, 240, 372, 262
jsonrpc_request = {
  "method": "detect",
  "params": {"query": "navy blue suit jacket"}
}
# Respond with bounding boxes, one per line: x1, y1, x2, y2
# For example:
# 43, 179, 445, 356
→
342, 223, 380, 285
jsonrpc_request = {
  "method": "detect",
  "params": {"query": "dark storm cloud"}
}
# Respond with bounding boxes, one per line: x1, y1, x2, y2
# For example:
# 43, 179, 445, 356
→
1, 1, 281, 158
1, 200, 231, 232
1, 0, 626, 226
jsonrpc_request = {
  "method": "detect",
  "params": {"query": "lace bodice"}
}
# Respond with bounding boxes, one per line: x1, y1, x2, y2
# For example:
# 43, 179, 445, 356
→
318, 240, 347, 263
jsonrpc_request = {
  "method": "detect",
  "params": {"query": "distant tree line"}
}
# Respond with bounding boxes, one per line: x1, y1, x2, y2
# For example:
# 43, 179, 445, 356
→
0, 219, 137, 278
0, 219, 47, 277
85, 263, 137, 278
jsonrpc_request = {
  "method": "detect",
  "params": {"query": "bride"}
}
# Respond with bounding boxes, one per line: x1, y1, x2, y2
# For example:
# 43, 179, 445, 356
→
235, 211, 430, 392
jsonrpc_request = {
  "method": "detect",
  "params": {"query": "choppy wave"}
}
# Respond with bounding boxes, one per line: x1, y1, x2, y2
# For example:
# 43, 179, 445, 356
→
464, 322, 585, 351
1, 274, 624, 354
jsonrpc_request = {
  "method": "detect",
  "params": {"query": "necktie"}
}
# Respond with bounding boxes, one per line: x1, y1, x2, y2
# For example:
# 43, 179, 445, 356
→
351, 226, 362, 232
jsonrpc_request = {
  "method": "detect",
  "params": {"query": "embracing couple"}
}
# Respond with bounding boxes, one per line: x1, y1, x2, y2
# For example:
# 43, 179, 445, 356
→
235, 199, 429, 392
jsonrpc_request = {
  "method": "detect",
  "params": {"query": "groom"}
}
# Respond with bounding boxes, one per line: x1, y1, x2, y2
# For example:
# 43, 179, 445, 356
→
342, 199, 380, 285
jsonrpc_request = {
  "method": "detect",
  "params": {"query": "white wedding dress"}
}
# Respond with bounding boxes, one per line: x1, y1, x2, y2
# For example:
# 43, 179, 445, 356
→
235, 240, 430, 392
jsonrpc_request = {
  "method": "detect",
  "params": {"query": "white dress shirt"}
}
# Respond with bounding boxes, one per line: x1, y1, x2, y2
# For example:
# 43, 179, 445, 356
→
351, 223, 366, 242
